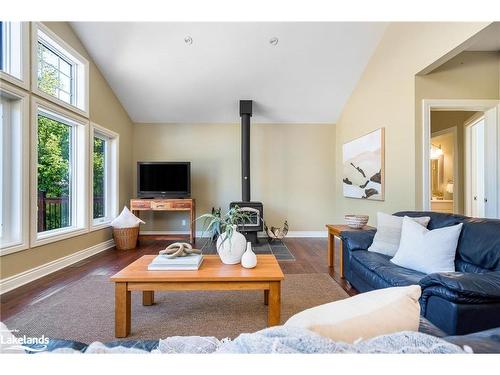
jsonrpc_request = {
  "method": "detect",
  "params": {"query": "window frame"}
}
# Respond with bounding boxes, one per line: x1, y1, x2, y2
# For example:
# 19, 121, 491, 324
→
31, 22, 89, 118
31, 97, 89, 248
0, 82, 30, 256
90, 122, 119, 231
0, 22, 30, 90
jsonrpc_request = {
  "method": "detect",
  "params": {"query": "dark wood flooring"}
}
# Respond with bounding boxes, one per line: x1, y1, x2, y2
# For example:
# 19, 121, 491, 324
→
0, 237, 356, 321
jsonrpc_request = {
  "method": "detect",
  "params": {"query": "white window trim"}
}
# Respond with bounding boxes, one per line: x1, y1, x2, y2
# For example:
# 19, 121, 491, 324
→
0, 22, 30, 90
31, 22, 89, 118
0, 82, 29, 256
30, 96, 89, 248
90, 122, 119, 231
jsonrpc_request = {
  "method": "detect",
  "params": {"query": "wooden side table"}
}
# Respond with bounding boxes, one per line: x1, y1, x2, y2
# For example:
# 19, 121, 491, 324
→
325, 224, 374, 278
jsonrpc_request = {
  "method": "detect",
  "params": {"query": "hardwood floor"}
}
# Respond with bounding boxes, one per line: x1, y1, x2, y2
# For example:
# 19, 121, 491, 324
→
0, 237, 356, 321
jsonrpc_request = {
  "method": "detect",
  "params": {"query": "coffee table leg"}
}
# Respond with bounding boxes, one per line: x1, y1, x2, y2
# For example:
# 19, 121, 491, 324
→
143, 291, 154, 306
268, 281, 281, 326
264, 289, 269, 305
115, 282, 131, 338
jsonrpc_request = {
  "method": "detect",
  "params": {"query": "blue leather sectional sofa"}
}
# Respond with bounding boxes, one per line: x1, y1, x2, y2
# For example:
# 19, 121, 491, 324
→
341, 211, 500, 336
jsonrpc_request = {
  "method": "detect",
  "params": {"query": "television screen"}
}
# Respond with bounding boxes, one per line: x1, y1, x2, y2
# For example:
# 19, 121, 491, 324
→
138, 162, 190, 197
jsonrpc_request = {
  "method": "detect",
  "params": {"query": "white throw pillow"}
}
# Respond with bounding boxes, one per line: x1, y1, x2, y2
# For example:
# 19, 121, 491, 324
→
390, 216, 463, 274
284, 285, 421, 343
368, 212, 431, 256
111, 206, 145, 228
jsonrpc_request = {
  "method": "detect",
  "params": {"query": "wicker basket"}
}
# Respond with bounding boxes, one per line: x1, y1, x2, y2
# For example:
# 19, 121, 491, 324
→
113, 226, 140, 250
344, 215, 369, 229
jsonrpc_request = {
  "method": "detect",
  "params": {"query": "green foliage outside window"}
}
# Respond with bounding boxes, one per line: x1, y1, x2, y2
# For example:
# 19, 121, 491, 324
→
93, 137, 106, 219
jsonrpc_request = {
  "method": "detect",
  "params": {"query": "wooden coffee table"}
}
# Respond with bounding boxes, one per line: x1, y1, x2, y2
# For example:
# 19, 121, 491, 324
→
110, 254, 285, 338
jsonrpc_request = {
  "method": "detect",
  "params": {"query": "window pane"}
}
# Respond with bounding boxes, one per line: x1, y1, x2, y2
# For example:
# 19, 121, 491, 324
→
37, 41, 74, 105
58, 90, 70, 103
59, 73, 71, 93
60, 59, 71, 76
1, 96, 23, 247
41, 45, 59, 67
93, 137, 106, 219
37, 114, 72, 232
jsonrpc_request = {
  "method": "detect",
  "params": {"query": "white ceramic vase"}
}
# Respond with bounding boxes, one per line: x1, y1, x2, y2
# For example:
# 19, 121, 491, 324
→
216, 225, 246, 264
241, 242, 257, 269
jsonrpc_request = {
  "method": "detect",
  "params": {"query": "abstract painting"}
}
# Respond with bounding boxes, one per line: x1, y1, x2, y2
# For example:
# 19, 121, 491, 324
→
342, 128, 385, 200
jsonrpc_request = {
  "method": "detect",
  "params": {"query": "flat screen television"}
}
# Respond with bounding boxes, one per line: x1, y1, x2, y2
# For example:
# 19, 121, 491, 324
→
137, 162, 191, 198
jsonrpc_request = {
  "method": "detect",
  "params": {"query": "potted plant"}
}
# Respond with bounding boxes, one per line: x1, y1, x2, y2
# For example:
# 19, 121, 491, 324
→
197, 206, 251, 264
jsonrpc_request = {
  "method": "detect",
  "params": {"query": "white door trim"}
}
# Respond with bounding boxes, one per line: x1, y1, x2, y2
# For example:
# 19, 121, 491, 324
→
422, 99, 500, 212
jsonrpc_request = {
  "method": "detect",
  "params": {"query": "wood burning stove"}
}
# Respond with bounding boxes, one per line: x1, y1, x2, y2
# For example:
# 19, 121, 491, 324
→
230, 100, 263, 243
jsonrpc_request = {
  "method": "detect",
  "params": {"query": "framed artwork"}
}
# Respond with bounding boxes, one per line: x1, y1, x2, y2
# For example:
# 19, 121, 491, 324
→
342, 128, 385, 200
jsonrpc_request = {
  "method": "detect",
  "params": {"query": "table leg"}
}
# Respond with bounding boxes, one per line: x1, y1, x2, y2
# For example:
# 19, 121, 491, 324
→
264, 289, 269, 305
115, 282, 131, 338
339, 238, 344, 278
328, 231, 335, 268
190, 204, 196, 244
143, 291, 154, 306
268, 281, 281, 326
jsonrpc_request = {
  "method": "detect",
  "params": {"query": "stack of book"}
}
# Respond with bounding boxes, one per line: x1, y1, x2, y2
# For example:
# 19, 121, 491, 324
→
147, 254, 204, 271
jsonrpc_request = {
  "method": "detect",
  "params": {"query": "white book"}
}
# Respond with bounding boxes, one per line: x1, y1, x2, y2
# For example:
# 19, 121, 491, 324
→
148, 257, 204, 271
150, 254, 203, 265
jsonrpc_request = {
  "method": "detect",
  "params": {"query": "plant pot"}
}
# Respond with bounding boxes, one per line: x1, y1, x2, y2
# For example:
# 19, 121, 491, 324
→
216, 225, 246, 264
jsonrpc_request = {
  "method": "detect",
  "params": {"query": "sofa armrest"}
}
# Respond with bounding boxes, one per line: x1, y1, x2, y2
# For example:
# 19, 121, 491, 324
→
419, 271, 500, 304
341, 229, 376, 252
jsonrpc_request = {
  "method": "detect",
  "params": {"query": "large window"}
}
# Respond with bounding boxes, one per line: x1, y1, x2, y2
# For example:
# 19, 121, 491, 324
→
91, 124, 119, 229
32, 23, 89, 116
0, 22, 29, 88
37, 114, 73, 232
32, 99, 88, 246
0, 83, 29, 255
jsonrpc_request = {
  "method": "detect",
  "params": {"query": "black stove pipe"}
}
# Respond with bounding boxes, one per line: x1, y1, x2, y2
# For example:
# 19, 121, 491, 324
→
240, 100, 252, 202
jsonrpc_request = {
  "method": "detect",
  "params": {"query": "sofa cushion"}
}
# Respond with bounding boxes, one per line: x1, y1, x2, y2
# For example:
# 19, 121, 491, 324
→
391, 217, 462, 274
367, 212, 430, 257
394, 211, 500, 271
351, 250, 426, 287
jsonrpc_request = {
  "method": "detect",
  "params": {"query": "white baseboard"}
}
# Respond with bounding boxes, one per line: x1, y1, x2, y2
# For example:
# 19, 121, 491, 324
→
285, 231, 328, 238
0, 239, 115, 295
140, 230, 328, 238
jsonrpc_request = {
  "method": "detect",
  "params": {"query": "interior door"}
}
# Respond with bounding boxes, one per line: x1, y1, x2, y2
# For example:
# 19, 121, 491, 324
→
469, 119, 485, 217
465, 107, 499, 218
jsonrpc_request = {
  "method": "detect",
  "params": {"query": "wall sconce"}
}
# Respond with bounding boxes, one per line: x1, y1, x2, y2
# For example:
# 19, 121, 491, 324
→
430, 144, 443, 160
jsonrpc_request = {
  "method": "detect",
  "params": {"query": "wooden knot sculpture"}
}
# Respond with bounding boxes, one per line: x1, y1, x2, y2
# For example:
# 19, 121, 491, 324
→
159, 242, 201, 259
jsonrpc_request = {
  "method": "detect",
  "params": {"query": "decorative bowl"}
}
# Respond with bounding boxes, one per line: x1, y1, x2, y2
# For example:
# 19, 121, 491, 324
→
344, 215, 369, 229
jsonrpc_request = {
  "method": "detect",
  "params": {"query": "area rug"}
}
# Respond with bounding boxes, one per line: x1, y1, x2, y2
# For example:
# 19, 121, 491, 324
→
201, 239, 295, 261
4, 273, 348, 343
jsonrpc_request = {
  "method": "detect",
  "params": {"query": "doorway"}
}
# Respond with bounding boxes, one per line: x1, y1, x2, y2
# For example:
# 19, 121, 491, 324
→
422, 100, 500, 218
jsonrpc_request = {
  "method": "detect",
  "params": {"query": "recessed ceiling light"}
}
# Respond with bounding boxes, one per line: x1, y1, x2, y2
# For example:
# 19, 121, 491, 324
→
269, 37, 279, 46
184, 35, 193, 45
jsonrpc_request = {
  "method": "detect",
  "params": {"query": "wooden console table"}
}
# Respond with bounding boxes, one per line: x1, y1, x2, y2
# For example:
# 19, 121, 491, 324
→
130, 198, 196, 243
325, 224, 374, 278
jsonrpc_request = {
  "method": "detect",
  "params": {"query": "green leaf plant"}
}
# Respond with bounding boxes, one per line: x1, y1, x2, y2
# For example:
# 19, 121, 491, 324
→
196, 205, 255, 252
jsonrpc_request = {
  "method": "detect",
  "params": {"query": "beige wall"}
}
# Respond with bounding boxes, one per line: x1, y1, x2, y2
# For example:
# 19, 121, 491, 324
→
133, 123, 335, 232
415, 51, 500, 211
333, 22, 492, 225
0, 22, 134, 279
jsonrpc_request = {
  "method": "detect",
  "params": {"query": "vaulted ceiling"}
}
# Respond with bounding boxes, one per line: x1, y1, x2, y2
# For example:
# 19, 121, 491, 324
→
72, 22, 387, 123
